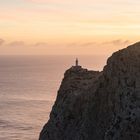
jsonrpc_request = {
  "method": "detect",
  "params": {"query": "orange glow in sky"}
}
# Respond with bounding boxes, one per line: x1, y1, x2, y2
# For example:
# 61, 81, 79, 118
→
0, 0, 140, 55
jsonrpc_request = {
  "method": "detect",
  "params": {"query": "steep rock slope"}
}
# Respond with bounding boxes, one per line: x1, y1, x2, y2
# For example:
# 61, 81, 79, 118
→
39, 42, 140, 140
39, 66, 101, 140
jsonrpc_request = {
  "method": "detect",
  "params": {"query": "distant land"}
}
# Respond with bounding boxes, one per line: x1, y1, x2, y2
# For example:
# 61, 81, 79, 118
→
39, 42, 140, 140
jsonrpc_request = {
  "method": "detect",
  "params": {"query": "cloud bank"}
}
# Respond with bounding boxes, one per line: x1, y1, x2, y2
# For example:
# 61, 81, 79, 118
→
7, 41, 25, 47
66, 39, 131, 48
0, 38, 48, 48
102, 39, 131, 46
0, 38, 5, 46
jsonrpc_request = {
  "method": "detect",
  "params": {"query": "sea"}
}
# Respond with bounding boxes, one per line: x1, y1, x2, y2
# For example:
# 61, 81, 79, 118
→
0, 55, 108, 140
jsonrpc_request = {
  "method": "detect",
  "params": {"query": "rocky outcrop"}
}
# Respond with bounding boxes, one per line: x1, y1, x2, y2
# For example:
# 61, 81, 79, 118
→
39, 42, 140, 140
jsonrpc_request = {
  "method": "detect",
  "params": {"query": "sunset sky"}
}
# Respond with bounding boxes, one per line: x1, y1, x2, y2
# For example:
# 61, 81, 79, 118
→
0, 0, 140, 55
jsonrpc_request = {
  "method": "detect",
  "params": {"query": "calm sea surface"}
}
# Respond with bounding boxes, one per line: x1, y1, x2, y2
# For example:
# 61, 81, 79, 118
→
0, 55, 108, 140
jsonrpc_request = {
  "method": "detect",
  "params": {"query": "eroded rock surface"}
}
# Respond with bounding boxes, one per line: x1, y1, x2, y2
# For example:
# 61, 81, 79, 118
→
39, 42, 140, 140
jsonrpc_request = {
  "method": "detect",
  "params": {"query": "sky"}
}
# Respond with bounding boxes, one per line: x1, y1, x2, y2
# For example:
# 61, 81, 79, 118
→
0, 0, 140, 55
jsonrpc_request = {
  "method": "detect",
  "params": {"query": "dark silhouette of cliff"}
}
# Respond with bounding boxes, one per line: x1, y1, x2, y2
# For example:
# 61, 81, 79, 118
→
39, 42, 140, 140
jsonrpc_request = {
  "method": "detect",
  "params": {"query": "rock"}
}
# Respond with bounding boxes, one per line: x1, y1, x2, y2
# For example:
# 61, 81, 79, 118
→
39, 42, 140, 140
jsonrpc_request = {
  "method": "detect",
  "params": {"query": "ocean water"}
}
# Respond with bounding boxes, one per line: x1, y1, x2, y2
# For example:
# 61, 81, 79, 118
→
0, 55, 107, 140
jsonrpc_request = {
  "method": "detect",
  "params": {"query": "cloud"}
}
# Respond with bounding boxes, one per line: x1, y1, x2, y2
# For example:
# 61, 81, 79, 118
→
65, 39, 132, 49
102, 39, 131, 46
0, 38, 5, 46
33, 42, 48, 47
66, 42, 96, 48
66, 43, 78, 47
0, 39, 49, 48
81, 42, 96, 47
7, 41, 25, 47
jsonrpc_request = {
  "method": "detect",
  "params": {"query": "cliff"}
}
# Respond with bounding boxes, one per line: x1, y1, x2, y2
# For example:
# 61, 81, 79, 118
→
39, 42, 140, 140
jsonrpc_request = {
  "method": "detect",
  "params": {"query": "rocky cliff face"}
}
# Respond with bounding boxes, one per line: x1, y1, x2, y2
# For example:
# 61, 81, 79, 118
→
39, 42, 140, 140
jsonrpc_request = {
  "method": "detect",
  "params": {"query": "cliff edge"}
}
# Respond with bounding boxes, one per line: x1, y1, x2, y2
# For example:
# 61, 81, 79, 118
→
39, 42, 140, 140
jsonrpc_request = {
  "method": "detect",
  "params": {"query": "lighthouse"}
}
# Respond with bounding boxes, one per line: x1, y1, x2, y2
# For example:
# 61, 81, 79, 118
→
72, 58, 81, 69
75, 58, 79, 66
